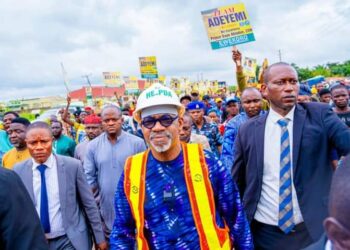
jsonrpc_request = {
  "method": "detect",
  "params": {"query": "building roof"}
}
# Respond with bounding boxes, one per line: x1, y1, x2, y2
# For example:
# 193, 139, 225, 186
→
68, 80, 145, 100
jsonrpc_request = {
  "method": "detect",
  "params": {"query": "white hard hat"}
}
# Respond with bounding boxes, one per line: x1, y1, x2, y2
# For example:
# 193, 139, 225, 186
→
133, 83, 185, 122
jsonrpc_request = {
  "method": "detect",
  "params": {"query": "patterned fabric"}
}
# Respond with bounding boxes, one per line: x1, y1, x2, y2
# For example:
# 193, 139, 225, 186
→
221, 111, 266, 171
220, 112, 248, 171
277, 119, 295, 234
110, 149, 253, 250
122, 120, 133, 134
122, 116, 144, 139
191, 120, 222, 157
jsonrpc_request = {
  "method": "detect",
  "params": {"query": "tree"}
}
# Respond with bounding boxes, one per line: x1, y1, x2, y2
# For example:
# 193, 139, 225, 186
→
312, 65, 331, 77
292, 63, 313, 81
292, 60, 350, 80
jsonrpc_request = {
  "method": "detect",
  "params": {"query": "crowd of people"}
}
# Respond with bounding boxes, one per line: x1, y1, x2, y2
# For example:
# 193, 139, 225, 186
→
0, 48, 350, 250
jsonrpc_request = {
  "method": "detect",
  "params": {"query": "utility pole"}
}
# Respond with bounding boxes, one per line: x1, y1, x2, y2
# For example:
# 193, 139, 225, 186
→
278, 49, 282, 62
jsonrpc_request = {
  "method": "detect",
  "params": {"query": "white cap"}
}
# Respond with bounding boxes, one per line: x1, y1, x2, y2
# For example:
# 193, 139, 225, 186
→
141, 105, 178, 119
133, 83, 185, 122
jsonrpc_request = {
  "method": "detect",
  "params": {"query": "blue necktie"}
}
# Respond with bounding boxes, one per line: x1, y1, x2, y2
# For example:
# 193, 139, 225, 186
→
277, 119, 295, 234
37, 164, 51, 233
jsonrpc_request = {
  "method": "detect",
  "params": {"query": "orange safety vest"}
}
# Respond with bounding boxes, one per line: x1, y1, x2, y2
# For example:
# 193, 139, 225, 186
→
123, 143, 231, 250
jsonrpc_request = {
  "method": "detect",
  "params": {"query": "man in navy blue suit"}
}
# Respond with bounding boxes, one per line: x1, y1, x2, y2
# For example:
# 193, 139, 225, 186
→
233, 62, 350, 250
304, 154, 350, 250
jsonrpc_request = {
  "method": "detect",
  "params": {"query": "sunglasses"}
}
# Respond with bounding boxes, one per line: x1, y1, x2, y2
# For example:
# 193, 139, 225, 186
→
141, 114, 178, 129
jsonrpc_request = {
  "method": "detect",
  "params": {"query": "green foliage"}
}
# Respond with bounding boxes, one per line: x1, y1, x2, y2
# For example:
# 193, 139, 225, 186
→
19, 112, 36, 121
312, 65, 331, 77
291, 63, 313, 80
228, 85, 237, 93
292, 60, 350, 81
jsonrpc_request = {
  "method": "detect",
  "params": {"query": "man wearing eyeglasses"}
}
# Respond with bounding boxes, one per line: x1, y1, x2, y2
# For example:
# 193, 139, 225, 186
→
84, 105, 146, 241
233, 62, 350, 250
110, 83, 253, 250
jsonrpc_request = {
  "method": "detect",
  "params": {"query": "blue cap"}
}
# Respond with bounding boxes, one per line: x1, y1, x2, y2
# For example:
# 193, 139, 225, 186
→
226, 97, 239, 104
202, 95, 210, 101
207, 108, 219, 115
187, 101, 205, 110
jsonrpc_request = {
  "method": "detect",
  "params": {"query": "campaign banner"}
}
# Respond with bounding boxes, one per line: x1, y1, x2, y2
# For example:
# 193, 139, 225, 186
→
201, 3, 255, 50
243, 57, 257, 82
102, 72, 122, 86
158, 75, 166, 85
139, 56, 158, 79
258, 58, 269, 83
170, 78, 181, 91
125, 76, 139, 90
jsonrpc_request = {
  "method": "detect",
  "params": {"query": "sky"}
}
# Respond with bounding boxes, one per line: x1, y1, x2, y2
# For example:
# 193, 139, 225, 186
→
0, 0, 349, 101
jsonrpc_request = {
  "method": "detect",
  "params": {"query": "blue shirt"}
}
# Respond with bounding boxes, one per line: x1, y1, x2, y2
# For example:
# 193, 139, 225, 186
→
110, 149, 253, 250
191, 119, 223, 157
220, 111, 265, 171
84, 131, 147, 230
0, 130, 12, 165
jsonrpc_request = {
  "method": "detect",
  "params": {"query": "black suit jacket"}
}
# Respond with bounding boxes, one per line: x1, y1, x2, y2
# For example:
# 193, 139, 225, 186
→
0, 168, 48, 250
233, 103, 350, 241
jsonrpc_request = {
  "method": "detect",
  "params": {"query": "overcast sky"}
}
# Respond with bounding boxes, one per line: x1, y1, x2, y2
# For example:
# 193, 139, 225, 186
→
0, 0, 349, 101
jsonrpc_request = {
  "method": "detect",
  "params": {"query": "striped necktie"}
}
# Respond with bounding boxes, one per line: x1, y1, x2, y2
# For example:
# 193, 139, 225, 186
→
37, 164, 51, 233
277, 118, 295, 234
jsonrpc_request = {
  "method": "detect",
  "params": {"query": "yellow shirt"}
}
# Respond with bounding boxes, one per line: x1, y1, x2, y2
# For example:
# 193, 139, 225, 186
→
2, 148, 31, 169
73, 122, 86, 143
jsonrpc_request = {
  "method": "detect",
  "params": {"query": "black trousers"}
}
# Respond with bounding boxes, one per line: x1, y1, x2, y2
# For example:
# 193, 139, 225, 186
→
251, 220, 314, 250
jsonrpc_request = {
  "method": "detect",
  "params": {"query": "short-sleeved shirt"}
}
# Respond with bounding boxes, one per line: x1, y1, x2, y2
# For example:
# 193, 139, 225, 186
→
73, 122, 86, 143
2, 148, 31, 169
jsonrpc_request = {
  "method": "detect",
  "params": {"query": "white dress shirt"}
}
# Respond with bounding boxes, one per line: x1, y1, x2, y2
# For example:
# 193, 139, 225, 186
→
32, 154, 65, 239
255, 106, 304, 225
325, 239, 332, 250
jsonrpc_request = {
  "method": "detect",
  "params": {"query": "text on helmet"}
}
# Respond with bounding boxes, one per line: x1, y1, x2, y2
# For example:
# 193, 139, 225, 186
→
146, 89, 173, 99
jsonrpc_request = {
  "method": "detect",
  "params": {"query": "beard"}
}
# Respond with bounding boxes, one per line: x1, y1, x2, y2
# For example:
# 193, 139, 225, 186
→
149, 131, 173, 153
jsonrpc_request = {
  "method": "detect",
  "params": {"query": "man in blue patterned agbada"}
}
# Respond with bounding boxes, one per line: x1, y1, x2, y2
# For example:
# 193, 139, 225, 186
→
110, 83, 253, 250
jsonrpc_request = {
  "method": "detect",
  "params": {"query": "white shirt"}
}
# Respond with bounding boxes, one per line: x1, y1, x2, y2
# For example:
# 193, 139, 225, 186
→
32, 154, 65, 239
325, 240, 332, 250
255, 106, 304, 225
